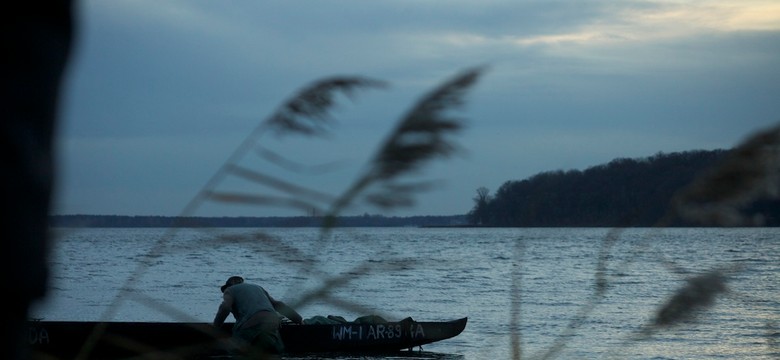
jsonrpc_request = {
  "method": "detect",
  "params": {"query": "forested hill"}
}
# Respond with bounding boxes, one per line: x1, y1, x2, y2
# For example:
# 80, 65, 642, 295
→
467, 149, 780, 227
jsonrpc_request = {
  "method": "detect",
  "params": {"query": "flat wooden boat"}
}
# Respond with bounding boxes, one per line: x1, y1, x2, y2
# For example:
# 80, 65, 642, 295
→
27, 317, 467, 358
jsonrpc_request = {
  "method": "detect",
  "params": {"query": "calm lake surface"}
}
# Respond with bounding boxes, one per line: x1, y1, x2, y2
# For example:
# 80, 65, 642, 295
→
31, 227, 779, 359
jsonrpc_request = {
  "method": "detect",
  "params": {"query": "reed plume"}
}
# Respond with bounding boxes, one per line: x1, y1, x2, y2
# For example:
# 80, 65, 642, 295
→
323, 66, 487, 223
652, 269, 729, 328
669, 123, 780, 226
264, 77, 388, 138
198, 76, 386, 215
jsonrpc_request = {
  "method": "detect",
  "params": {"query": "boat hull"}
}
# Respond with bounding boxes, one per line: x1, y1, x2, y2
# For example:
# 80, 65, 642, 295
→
27, 317, 467, 358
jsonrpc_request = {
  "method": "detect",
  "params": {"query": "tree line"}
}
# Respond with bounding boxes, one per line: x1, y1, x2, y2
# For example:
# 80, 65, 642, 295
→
49, 214, 467, 228
467, 149, 780, 227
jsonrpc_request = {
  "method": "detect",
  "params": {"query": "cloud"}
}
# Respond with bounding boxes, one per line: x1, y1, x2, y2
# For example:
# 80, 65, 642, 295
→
510, 1, 780, 46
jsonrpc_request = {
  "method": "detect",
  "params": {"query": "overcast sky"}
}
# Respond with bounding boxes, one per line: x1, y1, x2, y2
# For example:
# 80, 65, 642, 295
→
53, 0, 780, 218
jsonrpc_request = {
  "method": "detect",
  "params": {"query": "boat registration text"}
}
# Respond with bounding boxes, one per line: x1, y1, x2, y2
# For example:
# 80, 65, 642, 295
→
332, 323, 425, 341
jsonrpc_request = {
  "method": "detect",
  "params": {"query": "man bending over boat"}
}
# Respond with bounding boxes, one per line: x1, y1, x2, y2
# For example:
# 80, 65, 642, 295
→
213, 276, 304, 355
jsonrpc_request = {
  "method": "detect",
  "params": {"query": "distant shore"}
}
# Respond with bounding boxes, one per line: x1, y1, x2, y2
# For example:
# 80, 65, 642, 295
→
49, 214, 468, 228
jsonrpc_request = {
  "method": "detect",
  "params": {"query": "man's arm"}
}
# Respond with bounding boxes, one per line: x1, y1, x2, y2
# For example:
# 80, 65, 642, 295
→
271, 300, 304, 324
265, 290, 304, 324
213, 293, 233, 326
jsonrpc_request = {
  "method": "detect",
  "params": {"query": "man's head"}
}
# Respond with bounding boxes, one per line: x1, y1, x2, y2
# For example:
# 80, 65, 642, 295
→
220, 276, 244, 293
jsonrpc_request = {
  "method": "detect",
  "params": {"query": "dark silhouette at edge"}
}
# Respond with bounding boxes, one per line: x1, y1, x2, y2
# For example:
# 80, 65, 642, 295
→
4, 1, 75, 359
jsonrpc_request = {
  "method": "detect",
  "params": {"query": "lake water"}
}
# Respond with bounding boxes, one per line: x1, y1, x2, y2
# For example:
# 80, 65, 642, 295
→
31, 227, 779, 359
